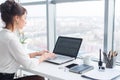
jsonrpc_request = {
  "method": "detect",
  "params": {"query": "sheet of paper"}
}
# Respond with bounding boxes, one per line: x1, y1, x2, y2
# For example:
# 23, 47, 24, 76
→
82, 68, 120, 80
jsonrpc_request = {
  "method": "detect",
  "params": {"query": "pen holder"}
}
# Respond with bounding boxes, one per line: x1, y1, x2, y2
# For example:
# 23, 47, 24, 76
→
105, 56, 116, 68
103, 52, 117, 68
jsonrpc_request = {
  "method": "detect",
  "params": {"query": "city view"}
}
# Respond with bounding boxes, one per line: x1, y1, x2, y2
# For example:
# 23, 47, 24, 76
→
22, 16, 120, 58
20, 16, 104, 58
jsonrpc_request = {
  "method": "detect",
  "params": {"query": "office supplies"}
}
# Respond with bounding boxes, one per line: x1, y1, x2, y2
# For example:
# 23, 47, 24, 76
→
46, 36, 83, 64
103, 51, 117, 68
108, 50, 113, 60
69, 64, 94, 74
98, 49, 104, 70
81, 68, 120, 80
65, 63, 78, 68
103, 52, 109, 63
113, 51, 118, 57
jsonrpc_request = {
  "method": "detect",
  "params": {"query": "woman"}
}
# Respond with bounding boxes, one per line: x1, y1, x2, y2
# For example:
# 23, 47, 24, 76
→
0, 0, 55, 80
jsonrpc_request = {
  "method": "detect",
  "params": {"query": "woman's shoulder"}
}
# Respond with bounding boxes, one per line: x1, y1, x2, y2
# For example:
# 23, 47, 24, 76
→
0, 29, 18, 41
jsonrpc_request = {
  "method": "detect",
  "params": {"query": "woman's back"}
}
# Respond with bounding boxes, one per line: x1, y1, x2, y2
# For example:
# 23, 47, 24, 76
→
0, 29, 20, 73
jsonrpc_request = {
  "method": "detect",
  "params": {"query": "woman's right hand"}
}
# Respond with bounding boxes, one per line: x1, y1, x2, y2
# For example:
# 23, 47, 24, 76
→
39, 52, 55, 63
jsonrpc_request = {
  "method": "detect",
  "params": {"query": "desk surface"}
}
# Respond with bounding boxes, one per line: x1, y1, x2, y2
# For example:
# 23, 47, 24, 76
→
20, 58, 120, 80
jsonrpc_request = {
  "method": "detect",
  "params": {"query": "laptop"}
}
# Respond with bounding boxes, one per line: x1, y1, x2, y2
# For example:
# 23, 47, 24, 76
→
46, 36, 83, 65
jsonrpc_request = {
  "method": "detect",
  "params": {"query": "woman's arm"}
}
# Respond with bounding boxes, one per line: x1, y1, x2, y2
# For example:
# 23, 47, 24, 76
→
29, 50, 55, 63
29, 52, 38, 58
29, 50, 49, 58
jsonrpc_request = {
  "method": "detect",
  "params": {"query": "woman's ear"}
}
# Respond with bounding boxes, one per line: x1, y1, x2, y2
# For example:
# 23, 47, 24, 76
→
13, 15, 19, 24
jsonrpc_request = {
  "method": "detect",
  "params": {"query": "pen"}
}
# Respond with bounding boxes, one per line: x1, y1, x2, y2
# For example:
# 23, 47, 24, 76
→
108, 51, 112, 60
113, 51, 118, 57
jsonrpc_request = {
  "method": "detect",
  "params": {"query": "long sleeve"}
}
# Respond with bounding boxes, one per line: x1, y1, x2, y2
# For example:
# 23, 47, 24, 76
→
0, 29, 40, 73
8, 36, 39, 69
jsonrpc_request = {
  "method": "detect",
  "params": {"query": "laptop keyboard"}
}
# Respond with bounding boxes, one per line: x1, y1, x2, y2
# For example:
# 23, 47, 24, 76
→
48, 54, 71, 60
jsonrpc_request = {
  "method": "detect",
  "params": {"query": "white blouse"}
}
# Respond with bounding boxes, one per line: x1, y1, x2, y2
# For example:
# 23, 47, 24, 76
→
0, 29, 39, 73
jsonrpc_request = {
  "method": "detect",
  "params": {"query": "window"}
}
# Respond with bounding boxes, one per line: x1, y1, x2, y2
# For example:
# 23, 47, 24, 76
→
56, 1, 104, 58
114, 0, 120, 61
23, 5, 47, 51
0, 0, 4, 4
0, 17, 3, 30
0, 0, 5, 30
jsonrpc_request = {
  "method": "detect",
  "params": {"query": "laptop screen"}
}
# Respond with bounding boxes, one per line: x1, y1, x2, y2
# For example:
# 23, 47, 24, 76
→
53, 36, 83, 58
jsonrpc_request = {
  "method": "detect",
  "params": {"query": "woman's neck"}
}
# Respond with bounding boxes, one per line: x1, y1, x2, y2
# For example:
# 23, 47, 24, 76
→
5, 24, 14, 32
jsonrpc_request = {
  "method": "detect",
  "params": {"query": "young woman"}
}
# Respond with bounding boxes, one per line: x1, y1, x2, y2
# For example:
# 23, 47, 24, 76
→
0, 0, 55, 80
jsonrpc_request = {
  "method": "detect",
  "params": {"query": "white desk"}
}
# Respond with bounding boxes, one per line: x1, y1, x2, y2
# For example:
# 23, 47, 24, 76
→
20, 58, 120, 80
20, 59, 84, 80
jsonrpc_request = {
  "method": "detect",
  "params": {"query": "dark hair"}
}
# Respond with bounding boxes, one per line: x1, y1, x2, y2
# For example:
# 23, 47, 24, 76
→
0, 0, 27, 30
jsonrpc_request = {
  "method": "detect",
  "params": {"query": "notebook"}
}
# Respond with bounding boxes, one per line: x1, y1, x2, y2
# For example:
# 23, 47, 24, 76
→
46, 36, 83, 65
69, 64, 94, 74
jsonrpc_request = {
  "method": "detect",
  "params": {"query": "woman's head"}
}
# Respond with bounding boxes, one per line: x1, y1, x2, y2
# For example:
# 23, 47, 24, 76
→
0, 0, 27, 31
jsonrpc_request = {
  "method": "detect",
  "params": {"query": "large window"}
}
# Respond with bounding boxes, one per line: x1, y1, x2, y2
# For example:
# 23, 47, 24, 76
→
56, 1, 104, 58
114, 0, 120, 61
0, 0, 4, 4
23, 5, 47, 51
0, 0, 5, 30
0, 18, 3, 30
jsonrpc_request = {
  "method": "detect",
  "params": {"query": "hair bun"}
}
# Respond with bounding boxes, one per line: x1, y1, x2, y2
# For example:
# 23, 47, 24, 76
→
0, 0, 15, 14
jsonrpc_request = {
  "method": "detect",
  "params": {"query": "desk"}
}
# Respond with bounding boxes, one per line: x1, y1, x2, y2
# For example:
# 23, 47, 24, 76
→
20, 59, 84, 80
19, 58, 120, 80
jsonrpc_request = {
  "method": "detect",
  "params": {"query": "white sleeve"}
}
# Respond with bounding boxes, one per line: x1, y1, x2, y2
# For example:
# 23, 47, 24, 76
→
8, 38, 39, 69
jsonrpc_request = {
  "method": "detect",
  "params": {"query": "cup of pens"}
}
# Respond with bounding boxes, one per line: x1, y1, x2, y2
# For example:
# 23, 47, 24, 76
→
103, 51, 118, 68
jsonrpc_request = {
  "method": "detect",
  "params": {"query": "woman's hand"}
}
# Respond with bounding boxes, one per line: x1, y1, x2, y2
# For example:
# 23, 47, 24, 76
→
39, 52, 56, 63
36, 50, 49, 56
29, 50, 49, 58
29, 50, 56, 63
